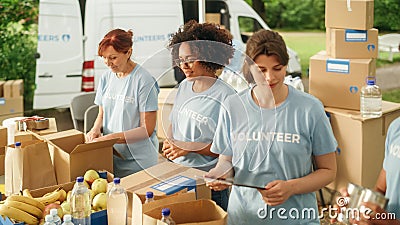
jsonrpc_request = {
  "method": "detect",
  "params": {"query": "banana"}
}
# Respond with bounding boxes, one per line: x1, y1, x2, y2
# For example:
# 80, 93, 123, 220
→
7, 195, 45, 211
34, 189, 62, 206
0, 204, 39, 225
23, 189, 34, 198
4, 200, 43, 219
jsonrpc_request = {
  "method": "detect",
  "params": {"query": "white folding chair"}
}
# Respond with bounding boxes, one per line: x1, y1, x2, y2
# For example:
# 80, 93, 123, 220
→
84, 104, 99, 134
70, 92, 96, 132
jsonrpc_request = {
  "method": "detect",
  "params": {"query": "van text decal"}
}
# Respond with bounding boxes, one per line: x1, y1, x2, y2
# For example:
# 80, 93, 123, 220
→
134, 33, 173, 43
38, 34, 71, 42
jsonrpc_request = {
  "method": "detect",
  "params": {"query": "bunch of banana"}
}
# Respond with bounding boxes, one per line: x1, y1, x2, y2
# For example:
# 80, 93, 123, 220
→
23, 187, 65, 206
0, 195, 44, 225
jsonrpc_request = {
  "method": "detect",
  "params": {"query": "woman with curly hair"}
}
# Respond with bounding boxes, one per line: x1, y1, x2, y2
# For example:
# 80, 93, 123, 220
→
161, 20, 236, 210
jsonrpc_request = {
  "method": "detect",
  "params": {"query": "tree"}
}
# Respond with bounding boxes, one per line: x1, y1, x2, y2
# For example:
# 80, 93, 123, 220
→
0, 0, 39, 110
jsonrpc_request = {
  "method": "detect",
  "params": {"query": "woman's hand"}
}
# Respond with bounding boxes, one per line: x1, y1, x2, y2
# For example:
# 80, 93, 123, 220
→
205, 167, 232, 191
86, 129, 101, 142
161, 139, 188, 160
258, 180, 294, 206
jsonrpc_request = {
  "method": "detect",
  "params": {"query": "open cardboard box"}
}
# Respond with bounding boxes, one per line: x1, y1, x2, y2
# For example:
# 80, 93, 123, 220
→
143, 199, 227, 225
120, 159, 211, 225
42, 129, 117, 184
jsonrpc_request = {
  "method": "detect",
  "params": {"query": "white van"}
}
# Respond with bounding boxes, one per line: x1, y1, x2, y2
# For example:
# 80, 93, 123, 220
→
34, 0, 302, 109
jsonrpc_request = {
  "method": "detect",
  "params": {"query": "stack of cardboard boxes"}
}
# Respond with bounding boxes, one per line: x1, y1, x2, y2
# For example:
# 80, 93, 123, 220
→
0, 79, 24, 123
309, 0, 400, 190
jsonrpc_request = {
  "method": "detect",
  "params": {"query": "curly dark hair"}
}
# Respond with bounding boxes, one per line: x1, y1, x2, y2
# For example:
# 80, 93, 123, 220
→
168, 20, 234, 73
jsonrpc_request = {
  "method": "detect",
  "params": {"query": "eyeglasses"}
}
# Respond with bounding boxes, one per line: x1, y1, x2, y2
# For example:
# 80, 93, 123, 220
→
174, 57, 197, 68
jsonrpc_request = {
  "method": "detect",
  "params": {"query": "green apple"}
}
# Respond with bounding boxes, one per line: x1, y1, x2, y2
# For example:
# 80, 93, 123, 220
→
84, 169, 100, 186
60, 201, 71, 215
92, 193, 107, 211
91, 178, 107, 195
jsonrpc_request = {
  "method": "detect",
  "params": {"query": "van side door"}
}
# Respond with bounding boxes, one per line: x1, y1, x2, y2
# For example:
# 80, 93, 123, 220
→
34, 0, 84, 109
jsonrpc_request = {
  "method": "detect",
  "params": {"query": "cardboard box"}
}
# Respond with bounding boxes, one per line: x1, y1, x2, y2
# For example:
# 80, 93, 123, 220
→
143, 199, 227, 225
0, 126, 6, 146
0, 97, 24, 115
326, 28, 378, 59
3, 80, 13, 98
131, 192, 196, 225
326, 101, 400, 190
15, 118, 58, 136
0, 126, 6, 175
206, 13, 221, 24
309, 51, 376, 110
0, 113, 24, 124
325, 0, 374, 30
42, 129, 117, 184
11, 79, 23, 97
120, 160, 211, 225
0, 81, 5, 97
157, 88, 177, 139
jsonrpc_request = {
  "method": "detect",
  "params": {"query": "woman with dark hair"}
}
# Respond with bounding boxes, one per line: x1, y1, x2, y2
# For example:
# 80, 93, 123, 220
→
161, 20, 236, 210
206, 29, 337, 224
86, 28, 159, 178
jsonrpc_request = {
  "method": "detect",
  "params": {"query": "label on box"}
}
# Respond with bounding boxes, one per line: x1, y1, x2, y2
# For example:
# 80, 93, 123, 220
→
151, 175, 196, 195
0, 98, 5, 105
326, 59, 350, 74
345, 30, 367, 42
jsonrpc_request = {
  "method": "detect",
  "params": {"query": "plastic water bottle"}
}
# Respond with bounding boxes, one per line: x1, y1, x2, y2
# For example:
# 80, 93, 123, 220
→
161, 208, 176, 225
44, 214, 56, 225
107, 177, 128, 225
360, 77, 382, 118
71, 176, 91, 225
145, 191, 155, 203
13, 142, 23, 193
50, 208, 62, 225
5, 145, 15, 196
61, 214, 74, 225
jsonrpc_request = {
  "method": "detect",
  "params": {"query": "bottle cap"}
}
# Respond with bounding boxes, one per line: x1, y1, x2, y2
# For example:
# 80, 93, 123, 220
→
50, 208, 58, 215
15, 142, 21, 147
146, 191, 154, 199
45, 214, 53, 222
63, 214, 72, 221
366, 76, 376, 85
113, 177, 121, 184
76, 176, 84, 182
162, 208, 171, 216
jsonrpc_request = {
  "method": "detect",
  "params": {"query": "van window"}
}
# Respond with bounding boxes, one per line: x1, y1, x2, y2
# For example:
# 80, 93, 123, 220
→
238, 16, 263, 43
182, 0, 230, 30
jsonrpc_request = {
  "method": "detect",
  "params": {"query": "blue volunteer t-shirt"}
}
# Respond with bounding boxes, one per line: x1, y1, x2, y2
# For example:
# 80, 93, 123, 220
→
95, 64, 159, 177
170, 78, 236, 171
383, 117, 400, 219
211, 85, 337, 225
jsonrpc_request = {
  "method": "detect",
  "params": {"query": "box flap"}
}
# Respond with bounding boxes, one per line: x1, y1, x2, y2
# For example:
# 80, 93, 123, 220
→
3, 80, 14, 98
11, 79, 23, 97
41, 129, 82, 140
71, 138, 118, 154
325, 101, 400, 121
143, 199, 227, 225
132, 192, 196, 225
